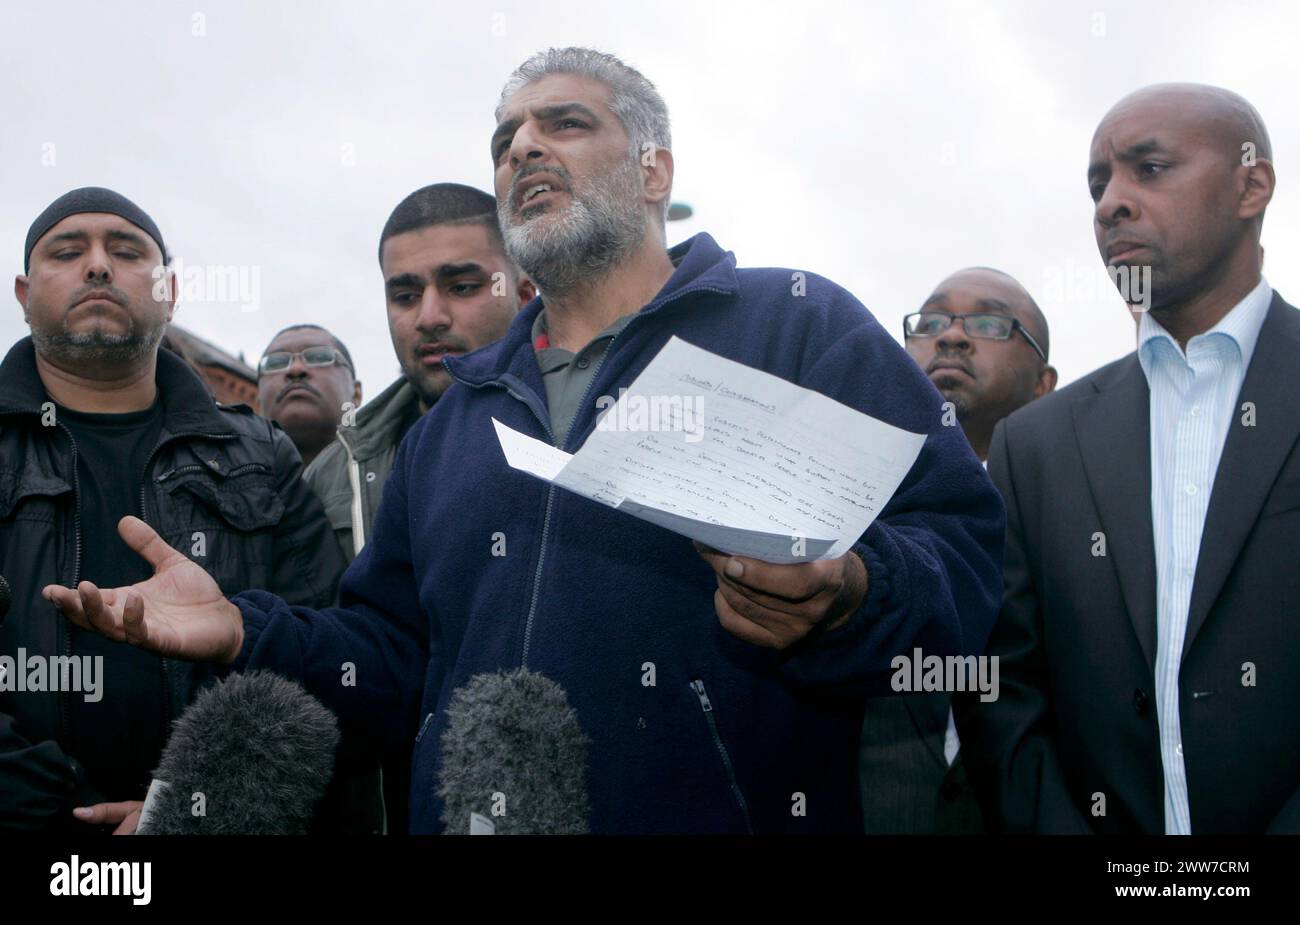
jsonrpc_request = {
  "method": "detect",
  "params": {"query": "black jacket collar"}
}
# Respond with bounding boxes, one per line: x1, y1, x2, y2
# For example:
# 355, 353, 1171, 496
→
0, 335, 237, 436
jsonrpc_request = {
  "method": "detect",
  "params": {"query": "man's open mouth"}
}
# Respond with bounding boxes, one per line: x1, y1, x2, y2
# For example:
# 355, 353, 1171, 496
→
514, 172, 566, 211
523, 182, 556, 203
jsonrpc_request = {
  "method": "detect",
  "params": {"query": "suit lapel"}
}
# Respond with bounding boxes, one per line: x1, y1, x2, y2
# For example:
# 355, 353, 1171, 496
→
1184, 294, 1300, 657
901, 693, 950, 770
1072, 356, 1158, 669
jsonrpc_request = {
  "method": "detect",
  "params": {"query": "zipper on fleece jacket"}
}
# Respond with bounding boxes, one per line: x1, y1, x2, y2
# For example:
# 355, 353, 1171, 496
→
690, 679, 754, 834
447, 371, 557, 668
449, 284, 734, 667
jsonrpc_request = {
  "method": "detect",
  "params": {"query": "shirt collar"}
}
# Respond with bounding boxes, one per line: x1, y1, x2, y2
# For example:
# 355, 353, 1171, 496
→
530, 310, 634, 370
1138, 275, 1272, 377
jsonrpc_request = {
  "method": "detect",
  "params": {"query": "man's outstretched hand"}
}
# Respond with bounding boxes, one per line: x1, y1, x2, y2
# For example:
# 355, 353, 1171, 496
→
43, 516, 245, 664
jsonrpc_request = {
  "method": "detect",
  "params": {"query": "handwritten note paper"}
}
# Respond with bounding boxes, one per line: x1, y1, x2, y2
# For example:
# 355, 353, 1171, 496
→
493, 337, 926, 563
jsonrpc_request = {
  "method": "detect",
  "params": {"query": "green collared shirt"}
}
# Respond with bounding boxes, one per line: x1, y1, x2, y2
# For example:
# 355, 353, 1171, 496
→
531, 309, 635, 446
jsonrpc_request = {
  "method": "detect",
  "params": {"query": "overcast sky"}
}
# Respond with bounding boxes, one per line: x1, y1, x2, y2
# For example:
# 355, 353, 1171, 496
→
3, 0, 1297, 399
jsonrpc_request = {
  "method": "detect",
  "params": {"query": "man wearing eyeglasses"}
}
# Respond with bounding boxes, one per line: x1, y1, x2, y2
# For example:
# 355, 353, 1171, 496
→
856, 267, 1055, 834
45, 50, 1004, 835
901, 267, 1056, 464
256, 326, 362, 470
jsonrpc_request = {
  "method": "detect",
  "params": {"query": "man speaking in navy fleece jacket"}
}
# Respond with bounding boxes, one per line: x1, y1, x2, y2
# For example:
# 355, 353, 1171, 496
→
47, 47, 1004, 834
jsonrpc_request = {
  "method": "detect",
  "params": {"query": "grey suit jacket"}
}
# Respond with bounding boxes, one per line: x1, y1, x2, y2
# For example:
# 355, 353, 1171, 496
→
859, 691, 984, 833
954, 292, 1300, 833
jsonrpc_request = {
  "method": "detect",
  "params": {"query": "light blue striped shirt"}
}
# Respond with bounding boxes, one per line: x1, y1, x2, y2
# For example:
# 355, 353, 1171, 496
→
1137, 275, 1272, 834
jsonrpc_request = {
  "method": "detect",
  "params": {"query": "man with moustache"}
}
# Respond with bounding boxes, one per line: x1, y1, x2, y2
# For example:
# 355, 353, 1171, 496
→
904, 268, 1056, 463
48, 51, 1002, 834
305, 184, 534, 565
857, 267, 1055, 833
955, 84, 1300, 833
257, 324, 362, 469
301, 184, 533, 833
0, 187, 344, 832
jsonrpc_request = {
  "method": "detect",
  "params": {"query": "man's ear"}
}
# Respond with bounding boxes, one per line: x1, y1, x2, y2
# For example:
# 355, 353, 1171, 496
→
1036, 364, 1059, 397
353, 380, 363, 406
15, 275, 29, 320
517, 276, 536, 306
154, 265, 179, 322
1240, 157, 1275, 222
642, 145, 674, 219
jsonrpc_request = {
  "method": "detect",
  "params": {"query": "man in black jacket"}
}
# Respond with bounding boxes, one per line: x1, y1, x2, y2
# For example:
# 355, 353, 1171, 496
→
0, 187, 346, 832
955, 84, 1300, 833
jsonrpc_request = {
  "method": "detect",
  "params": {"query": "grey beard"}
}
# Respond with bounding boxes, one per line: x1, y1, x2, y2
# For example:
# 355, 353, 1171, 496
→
501, 158, 647, 297
32, 323, 165, 367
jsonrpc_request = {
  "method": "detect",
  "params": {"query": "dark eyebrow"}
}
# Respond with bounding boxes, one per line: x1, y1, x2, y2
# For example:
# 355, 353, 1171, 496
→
491, 102, 601, 156
44, 231, 88, 246
436, 261, 486, 279
533, 102, 600, 123
1088, 138, 1167, 181
262, 337, 331, 358
106, 229, 149, 247
43, 229, 149, 249
1119, 139, 1166, 160
385, 272, 426, 292
491, 117, 520, 155
917, 294, 1013, 314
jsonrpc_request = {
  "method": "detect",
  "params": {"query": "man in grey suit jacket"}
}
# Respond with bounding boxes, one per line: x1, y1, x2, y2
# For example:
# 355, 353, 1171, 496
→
956, 83, 1299, 833
859, 267, 1056, 833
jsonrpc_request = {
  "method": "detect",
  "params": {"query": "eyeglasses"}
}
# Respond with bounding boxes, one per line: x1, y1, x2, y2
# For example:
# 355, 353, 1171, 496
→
259, 347, 351, 374
903, 311, 1048, 363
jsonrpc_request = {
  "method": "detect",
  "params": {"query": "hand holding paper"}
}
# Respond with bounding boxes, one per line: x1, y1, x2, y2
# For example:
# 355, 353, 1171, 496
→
693, 540, 870, 649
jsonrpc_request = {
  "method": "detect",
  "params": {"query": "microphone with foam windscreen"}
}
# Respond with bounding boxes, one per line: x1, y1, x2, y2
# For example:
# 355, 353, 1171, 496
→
135, 670, 340, 834
437, 668, 590, 834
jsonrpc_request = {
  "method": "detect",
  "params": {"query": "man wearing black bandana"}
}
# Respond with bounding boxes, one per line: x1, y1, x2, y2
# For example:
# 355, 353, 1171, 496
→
0, 187, 345, 832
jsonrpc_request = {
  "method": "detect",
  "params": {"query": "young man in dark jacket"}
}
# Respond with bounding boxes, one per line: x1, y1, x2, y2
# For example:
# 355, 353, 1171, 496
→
302, 184, 533, 832
305, 183, 533, 565
51, 52, 1004, 834
1, 187, 346, 832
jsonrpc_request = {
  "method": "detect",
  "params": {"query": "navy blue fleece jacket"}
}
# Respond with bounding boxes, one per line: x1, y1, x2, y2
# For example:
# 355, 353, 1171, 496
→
232, 232, 1004, 834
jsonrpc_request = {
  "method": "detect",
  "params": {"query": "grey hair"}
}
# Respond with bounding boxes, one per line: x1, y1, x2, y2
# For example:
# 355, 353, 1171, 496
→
496, 47, 672, 225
